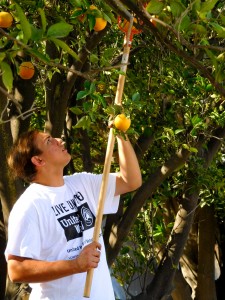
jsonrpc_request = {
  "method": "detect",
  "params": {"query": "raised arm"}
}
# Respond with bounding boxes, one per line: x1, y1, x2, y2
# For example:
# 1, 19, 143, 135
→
115, 135, 142, 196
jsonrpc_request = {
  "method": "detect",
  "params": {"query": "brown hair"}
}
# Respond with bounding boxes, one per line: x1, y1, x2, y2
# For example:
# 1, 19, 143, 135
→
7, 130, 42, 183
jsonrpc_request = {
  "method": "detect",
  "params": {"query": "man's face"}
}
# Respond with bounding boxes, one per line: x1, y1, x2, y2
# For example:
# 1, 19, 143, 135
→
34, 132, 71, 168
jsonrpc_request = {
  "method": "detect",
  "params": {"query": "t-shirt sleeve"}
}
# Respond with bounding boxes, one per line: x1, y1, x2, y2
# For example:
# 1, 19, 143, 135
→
5, 201, 41, 260
80, 172, 120, 214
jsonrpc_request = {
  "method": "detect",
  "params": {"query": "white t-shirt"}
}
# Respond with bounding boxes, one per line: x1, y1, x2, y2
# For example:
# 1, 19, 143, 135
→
5, 172, 120, 300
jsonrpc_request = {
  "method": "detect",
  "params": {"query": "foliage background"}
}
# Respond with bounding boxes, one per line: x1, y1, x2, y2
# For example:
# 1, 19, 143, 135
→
0, 0, 225, 299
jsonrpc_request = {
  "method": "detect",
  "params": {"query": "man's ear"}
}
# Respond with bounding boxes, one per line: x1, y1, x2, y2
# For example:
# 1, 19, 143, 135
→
31, 156, 45, 167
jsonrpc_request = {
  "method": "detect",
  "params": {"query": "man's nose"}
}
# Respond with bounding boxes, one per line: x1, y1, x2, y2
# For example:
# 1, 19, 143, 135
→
55, 138, 63, 145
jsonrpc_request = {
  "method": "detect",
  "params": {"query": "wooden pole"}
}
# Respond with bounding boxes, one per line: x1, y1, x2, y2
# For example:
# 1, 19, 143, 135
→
83, 15, 134, 298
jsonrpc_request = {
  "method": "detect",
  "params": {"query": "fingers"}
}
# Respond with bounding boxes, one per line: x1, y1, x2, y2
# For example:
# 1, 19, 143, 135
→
92, 241, 101, 251
87, 242, 101, 268
75, 241, 102, 272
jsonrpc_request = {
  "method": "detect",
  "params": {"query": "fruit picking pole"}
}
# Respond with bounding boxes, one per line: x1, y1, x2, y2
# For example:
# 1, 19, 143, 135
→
83, 9, 134, 299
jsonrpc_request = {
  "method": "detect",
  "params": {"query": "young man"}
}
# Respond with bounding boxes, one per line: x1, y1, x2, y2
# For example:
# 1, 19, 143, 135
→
5, 130, 142, 300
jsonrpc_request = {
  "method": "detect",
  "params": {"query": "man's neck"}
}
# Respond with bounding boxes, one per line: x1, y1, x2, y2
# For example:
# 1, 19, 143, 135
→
32, 170, 64, 187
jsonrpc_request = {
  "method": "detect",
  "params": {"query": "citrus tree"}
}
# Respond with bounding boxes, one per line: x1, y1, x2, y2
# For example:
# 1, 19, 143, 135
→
1, 0, 225, 299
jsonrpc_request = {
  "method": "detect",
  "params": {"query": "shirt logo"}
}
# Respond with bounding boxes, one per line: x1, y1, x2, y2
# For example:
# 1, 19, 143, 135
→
57, 202, 95, 241
81, 206, 94, 227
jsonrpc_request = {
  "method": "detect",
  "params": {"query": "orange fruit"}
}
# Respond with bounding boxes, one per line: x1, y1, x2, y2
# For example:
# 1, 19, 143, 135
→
19, 62, 35, 80
0, 11, 13, 28
89, 5, 107, 32
114, 114, 131, 132
94, 18, 107, 31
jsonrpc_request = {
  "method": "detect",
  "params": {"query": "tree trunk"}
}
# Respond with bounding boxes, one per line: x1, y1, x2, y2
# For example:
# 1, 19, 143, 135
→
195, 205, 217, 300
171, 269, 192, 300
146, 191, 199, 300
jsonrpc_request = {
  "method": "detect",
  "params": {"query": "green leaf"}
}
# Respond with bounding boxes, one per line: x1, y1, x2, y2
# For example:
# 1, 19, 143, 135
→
0, 61, 13, 92
28, 49, 50, 63
177, 15, 191, 31
198, 0, 219, 19
220, 14, 225, 26
193, 0, 201, 11
76, 90, 90, 100
170, 0, 185, 17
47, 22, 73, 38
174, 129, 185, 134
38, 8, 47, 33
191, 115, 202, 126
205, 48, 217, 67
182, 143, 189, 150
132, 92, 140, 101
0, 53, 6, 63
15, 3, 32, 43
187, 24, 207, 36
215, 68, 225, 83
210, 22, 225, 38
84, 80, 91, 89
102, 12, 111, 24
89, 82, 96, 94
146, 0, 164, 15
71, 9, 86, 18
200, 0, 219, 13
88, 14, 96, 31
74, 115, 91, 129
30, 25, 43, 41
69, 0, 83, 6
120, 246, 130, 255
88, 6, 102, 18
90, 54, 99, 63
49, 37, 79, 60
189, 147, 198, 153
70, 106, 83, 115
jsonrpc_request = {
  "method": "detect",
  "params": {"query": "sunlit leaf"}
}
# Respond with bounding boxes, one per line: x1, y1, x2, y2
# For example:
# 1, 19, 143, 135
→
0, 53, 6, 62
191, 115, 202, 126
0, 61, 13, 92
38, 8, 47, 33
170, 0, 185, 17
177, 15, 191, 31
15, 3, 32, 43
102, 12, 111, 24
47, 22, 73, 38
174, 129, 185, 134
28, 49, 50, 63
200, 0, 219, 13
70, 107, 83, 115
49, 37, 79, 60
189, 147, 198, 153
146, 0, 164, 15
210, 22, 225, 38
74, 115, 91, 129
